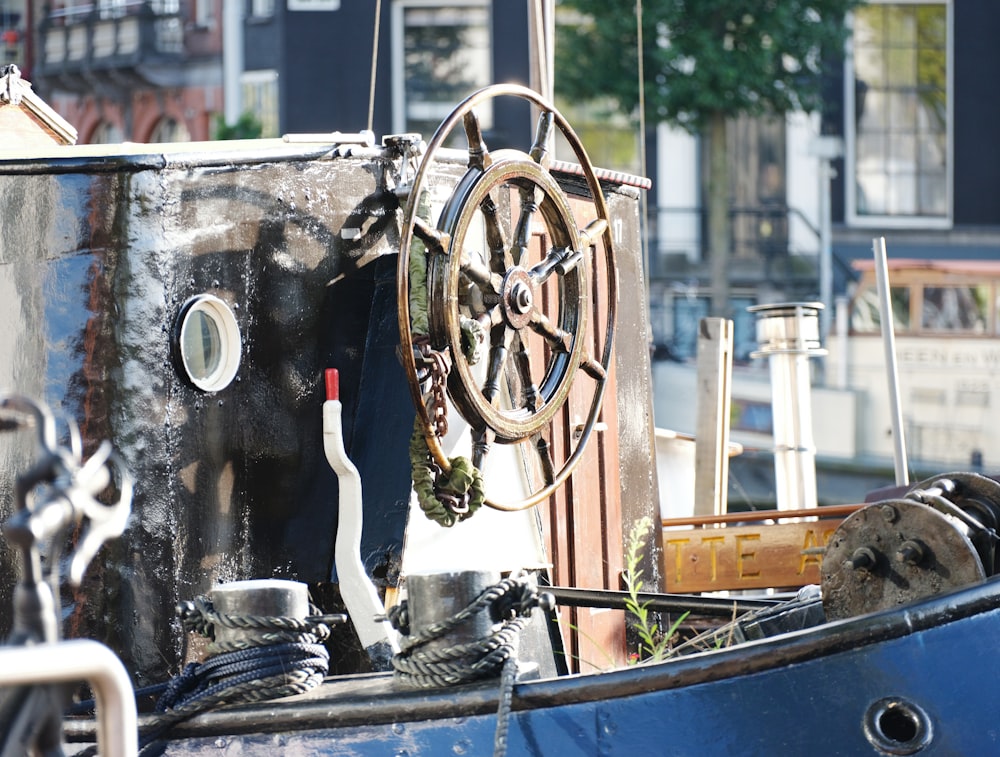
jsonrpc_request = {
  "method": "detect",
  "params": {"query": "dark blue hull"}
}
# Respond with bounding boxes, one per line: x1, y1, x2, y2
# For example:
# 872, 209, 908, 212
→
66, 578, 1000, 755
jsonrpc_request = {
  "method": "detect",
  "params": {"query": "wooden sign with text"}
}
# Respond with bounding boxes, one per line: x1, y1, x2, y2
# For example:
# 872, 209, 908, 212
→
662, 519, 845, 593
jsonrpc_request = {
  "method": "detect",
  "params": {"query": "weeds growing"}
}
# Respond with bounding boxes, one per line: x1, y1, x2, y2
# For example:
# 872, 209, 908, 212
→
622, 516, 688, 663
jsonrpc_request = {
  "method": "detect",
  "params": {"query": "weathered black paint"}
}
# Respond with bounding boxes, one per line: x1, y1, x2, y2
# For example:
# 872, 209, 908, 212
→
0, 143, 431, 682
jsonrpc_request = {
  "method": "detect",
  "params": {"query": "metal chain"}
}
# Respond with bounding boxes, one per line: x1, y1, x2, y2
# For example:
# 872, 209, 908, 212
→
414, 336, 451, 438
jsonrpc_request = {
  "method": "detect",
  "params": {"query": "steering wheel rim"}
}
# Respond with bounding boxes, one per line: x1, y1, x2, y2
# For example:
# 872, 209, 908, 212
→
398, 84, 617, 511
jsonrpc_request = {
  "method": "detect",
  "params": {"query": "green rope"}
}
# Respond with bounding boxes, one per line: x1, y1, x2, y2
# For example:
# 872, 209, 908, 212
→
406, 186, 487, 526
460, 316, 487, 365
408, 189, 432, 336
410, 420, 484, 527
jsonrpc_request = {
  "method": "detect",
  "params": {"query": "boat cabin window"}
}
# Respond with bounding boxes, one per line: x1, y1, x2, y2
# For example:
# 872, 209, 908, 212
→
849, 269, 996, 336
920, 285, 988, 332
851, 285, 911, 333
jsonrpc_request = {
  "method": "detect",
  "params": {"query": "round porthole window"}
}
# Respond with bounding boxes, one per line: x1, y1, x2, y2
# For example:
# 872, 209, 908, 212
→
175, 294, 242, 392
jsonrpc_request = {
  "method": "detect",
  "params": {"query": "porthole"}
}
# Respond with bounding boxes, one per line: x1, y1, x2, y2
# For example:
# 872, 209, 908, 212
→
174, 294, 242, 392
863, 697, 933, 755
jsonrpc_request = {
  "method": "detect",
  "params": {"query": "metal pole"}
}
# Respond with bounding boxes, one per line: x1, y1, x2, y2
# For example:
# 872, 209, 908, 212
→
693, 317, 734, 516
819, 160, 833, 345
872, 236, 909, 486
749, 303, 826, 510
223, 0, 244, 126
835, 295, 849, 390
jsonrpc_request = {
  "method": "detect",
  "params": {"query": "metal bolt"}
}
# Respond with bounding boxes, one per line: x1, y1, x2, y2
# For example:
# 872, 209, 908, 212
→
850, 547, 877, 571
896, 540, 925, 566
510, 281, 533, 314
881, 505, 898, 523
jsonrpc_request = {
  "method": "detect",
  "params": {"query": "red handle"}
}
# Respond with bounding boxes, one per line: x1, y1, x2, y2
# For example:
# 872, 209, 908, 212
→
324, 368, 339, 402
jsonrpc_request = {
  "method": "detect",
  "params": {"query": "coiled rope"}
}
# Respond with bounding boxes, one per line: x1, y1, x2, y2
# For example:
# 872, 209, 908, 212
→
73, 598, 343, 756
388, 575, 553, 757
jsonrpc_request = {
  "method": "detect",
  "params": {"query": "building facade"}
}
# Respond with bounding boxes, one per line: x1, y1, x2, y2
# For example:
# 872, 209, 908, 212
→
236, 0, 531, 142
20, 1, 532, 147
28, 0, 222, 143
648, 0, 1000, 362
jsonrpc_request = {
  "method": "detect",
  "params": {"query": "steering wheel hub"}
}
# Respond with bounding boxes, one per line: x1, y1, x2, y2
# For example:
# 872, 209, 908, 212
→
502, 269, 535, 327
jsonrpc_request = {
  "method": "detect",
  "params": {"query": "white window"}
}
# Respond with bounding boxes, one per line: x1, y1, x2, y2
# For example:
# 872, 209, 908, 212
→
845, 1, 952, 228
391, 0, 491, 139
242, 69, 280, 137
251, 0, 275, 18
194, 0, 214, 27
96, 0, 127, 19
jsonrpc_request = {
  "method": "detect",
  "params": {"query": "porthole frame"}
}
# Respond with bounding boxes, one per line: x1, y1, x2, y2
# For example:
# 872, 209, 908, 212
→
173, 294, 242, 393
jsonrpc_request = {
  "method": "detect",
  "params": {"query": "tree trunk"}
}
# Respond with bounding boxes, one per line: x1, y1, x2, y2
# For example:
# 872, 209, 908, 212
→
704, 110, 730, 318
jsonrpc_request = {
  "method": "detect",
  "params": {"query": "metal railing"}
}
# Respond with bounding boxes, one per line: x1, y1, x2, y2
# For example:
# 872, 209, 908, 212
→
0, 640, 137, 756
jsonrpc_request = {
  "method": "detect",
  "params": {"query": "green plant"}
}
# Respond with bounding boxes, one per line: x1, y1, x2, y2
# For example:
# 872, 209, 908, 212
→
213, 111, 263, 141
622, 516, 688, 663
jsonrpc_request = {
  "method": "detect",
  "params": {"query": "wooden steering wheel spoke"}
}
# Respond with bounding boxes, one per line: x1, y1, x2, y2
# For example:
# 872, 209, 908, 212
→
528, 309, 573, 355
464, 110, 492, 171
512, 332, 541, 413
529, 110, 554, 167
482, 324, 513, 406
459, 252, 502, 296
530, 245, 580, 284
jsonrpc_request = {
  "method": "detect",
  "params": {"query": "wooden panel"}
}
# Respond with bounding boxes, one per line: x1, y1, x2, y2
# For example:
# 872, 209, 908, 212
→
663, 519, 844, 593
535, 190, 626, 671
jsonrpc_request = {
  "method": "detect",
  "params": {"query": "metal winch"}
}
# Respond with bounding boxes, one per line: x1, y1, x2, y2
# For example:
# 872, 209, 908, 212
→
822, 472, 1000, 620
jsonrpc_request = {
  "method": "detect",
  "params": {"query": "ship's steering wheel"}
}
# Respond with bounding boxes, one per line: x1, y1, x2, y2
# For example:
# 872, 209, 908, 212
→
398, 84, 616, 512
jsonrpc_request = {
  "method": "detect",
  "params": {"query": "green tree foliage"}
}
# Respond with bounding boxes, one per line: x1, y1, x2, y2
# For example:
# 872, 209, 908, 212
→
557, 0, 862, 315
557, 0, 861, 133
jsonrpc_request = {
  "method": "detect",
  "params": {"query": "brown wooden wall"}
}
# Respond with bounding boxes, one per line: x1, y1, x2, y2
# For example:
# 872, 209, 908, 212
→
536, 176, 661, 672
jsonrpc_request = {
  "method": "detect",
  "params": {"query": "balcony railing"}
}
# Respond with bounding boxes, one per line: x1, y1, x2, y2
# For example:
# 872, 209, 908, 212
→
37, 1, 182, 82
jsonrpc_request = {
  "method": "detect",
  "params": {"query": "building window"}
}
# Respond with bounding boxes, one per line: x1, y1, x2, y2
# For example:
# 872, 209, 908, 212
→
242, 69, 279, 137
89, 121, 124, 145
250, 0, 275, 19
391, 0, 491, 139
96, 0, 127, 19
149, 117, 191, 143
194, 0, 214, 27
846, 1, 951, 228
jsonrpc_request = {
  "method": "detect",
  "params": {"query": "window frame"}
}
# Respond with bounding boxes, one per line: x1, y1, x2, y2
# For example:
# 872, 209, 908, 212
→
844, 0, 954, 230
390, 0, 492, 137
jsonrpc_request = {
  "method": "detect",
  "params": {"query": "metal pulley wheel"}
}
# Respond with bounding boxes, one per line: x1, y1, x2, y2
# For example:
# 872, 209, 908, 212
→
397, 84, 616, 511
821, 498, 986, 621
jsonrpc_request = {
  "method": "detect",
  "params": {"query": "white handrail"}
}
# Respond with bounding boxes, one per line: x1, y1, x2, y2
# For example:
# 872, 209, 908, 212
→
0, 639, 137, 756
